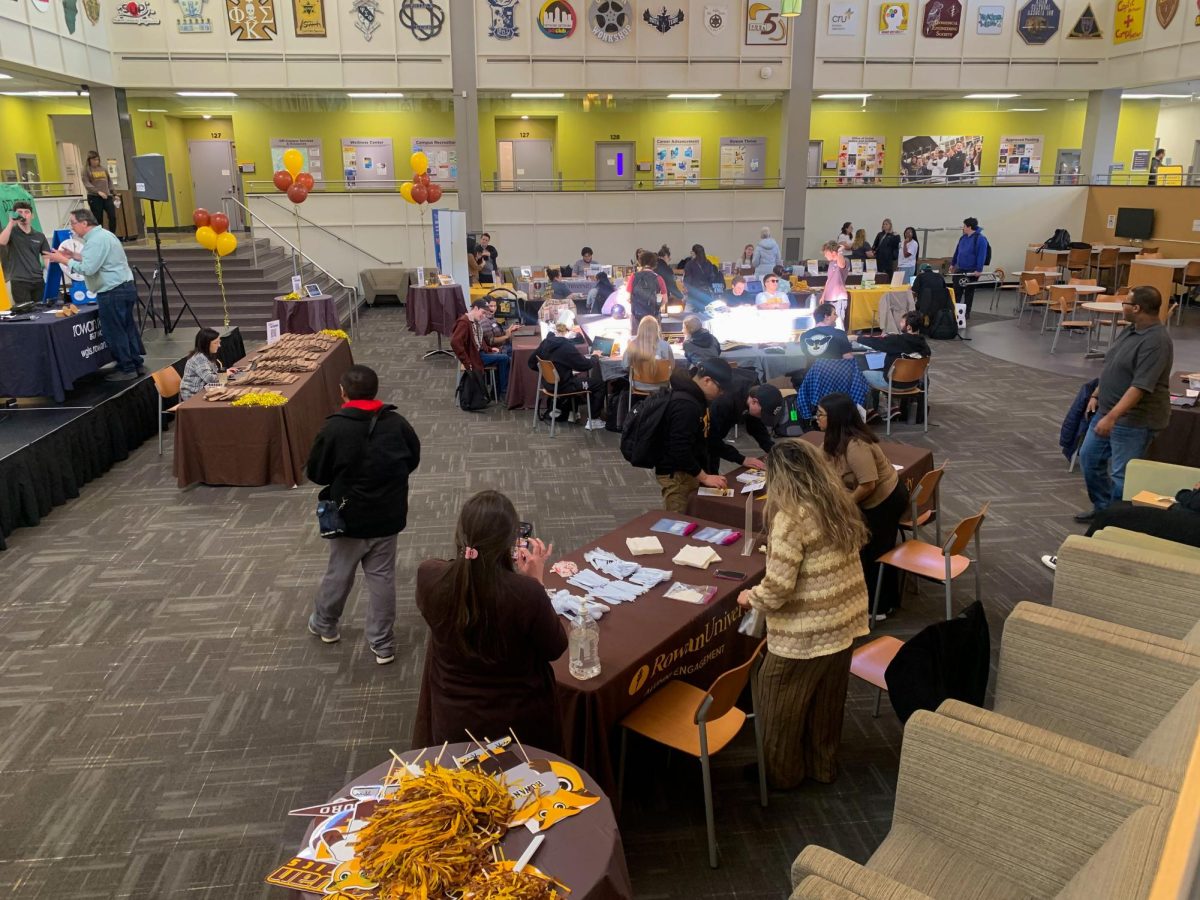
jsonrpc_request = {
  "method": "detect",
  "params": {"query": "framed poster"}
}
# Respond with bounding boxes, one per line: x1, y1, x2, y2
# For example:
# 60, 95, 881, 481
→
718, 136, 766, 186
341, 138, 394, 189
997, 135, 1043, 182
653, 137, 701, 186
880, 1, 909, 32
745, 0, 789, 43
837, 136, 885, 184
1017, 0, 1060, 42
269, 138, 324, 181
412, 138, 458, 185
901, 135, 983, 183
1130, 148, 1152, 171
1113, 0, 1145, 42
226, 0, 276, 39
921, 0, 962, 36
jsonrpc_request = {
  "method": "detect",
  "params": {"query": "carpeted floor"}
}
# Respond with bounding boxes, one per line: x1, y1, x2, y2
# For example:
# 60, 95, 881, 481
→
0, 306, 1097, 898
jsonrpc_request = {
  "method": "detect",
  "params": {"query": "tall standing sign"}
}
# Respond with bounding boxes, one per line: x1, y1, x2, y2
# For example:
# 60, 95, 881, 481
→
432, 209, 469, 291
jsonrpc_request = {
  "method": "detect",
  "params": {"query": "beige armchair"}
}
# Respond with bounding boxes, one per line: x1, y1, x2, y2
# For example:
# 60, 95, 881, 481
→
360, 268, 411, 306
1122, 459, 1200, 501
1089, 527, 1200, 564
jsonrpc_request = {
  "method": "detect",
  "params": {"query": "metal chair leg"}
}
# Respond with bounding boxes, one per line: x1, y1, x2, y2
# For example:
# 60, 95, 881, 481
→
873, 687, 883, 717
549, 385, 559, 437
157, 393, 164, 455
974, 531, 983, 604
871, 563, 885, 627
885, 383, 893, 436
531, 373, 542, 432
1050, 317, 1062, 353
750, 675, 767, 808
698, 726, 718, 868
944, 553, 953, 620
922, 380, 929, 434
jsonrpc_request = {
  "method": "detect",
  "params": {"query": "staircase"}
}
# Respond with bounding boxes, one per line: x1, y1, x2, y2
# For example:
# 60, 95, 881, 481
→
124, 237, 353, 338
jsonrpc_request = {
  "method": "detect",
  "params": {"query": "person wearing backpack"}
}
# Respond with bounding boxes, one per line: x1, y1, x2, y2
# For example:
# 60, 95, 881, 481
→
949, 217, 989, 319
625, 250, 667, 321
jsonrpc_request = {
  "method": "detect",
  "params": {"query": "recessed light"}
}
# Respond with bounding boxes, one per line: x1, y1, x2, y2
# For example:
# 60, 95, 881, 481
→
346, 92, 404, 98
964, 93, 1020, 99
1007, 107, 1047, 112
176, 91, 237, 97
520, 115, 529, 120
1122, 92, 1191, 99
0, 74, 12, 80
0, 90, 84, 97
818, 93, 872, 99
667, 93, 722, 99
137, 108, 168, 113
511, 92, 564, 98
202, 114, 212, 119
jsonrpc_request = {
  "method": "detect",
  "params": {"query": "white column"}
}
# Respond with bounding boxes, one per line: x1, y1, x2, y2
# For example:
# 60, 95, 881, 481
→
450, 3, 482, 233
1080, 88, 1122, 184
781, 7, 816, 262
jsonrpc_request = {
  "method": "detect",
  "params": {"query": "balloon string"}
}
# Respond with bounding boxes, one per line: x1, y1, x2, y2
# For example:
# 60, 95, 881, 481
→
214, 252, 230, 328
293, 205, 304, 278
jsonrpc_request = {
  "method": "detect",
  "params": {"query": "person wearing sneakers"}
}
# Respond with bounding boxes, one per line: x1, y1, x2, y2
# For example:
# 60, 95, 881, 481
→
528, 321, 607, 430
306, 365, 421, 665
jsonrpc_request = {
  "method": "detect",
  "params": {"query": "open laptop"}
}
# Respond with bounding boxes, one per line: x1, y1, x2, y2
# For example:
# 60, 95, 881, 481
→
660, 318, 685, 337
590, 335, 617, 357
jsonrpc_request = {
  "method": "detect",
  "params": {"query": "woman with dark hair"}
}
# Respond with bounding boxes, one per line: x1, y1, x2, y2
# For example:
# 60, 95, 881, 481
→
817, 393, 909, 619
82, 151, 118, 233
836, 222, 853, 249
682, 243, 719, 314
416, 490, 566, 752
587, 271, 616, 313
897, 226, 919, 282
654, 244, 683, 305
179, 327, 231, 401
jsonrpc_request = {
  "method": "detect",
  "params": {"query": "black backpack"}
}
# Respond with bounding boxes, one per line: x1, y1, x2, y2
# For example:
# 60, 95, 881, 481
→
630, 270, 661, 321
620, 389, 673, 468
981, 234, 992, 266
457, 370, 491, 411
1043, 229, 1071, 251
913, 270, 949, 329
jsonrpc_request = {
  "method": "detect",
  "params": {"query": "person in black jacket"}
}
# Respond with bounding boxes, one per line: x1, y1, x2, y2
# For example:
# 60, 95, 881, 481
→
704, 381, 783, 475
306, 365, 422, 665
655, 244, 684, 305
650, 357, 734, 511
851, 311, 931, 394
529, 322, 606, 429
870, 219, 901, 278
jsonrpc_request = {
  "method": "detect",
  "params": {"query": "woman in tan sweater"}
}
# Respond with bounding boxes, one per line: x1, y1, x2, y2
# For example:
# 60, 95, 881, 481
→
737, 438, 869, 789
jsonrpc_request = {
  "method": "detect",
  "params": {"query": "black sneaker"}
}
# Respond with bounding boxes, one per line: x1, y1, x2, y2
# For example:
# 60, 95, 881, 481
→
105, 371, 138, 382
1073, 509, 1096, 523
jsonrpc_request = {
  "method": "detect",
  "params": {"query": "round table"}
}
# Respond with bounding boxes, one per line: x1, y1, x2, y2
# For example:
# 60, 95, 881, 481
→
273, 294, 339, 334
287, 743, 632, 900
1080, 300, 1125, 357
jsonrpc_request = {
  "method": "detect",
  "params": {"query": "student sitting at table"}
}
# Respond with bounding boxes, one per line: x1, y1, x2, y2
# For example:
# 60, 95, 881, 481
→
482, 299, 520, 355
755, 273, 791, 309
587, 272, 615, 313
572, 247, 595, 276
452, 299, 513, 397
801, 302, 854, 360
682, 315, 721, 364
415, 490, 566, 754
530, 322, 606, 430
737, 244, 756, 272
722, 275, 752, 307
547, 268, 572, 300
624, 315, 674, 369
850, 311, 930, 396
179, 327, 235, 402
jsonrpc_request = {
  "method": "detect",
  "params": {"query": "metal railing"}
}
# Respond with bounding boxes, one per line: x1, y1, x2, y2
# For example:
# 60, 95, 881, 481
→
8, 180, 81, 198
222, 195, 360, 340
244, 194, 399, 266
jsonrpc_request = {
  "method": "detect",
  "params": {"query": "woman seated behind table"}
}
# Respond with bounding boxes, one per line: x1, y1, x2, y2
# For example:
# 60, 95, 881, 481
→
624, 315, 674, 369
817, 392, 909, 620
538, 282, 577, 329
416, 490, 566, 754
682, 315, 721, 364
755, 273, 791, 309
179, 327, 237, 402
736, 439, 869, 790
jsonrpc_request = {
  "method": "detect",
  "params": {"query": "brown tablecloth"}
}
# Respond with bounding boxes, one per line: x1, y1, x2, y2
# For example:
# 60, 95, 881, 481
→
405, 285, 465, 337
1149, 371, 1200, 466
551, 510, 765, 795
507, 334, 544, 410
290, 744, 631, 900
273, 295, 339, 334
687, 433, 935, 531
172, 339, 353, 488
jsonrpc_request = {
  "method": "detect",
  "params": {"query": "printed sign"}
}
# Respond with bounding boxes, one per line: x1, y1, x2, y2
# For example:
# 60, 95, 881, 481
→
976, 3, 1004, 31
487, 0, 519, 38
997, 135, 1043, 182
226, 0, 276, 39
827, 1, 858, 33
176, 0, 212, 30
703, 4, 727, 33
1066, 3, 1102, 36
745, 0, 789, 43
838, 136, 885, 184
644, 5, 684, 31
266, 319, 281, 344
412, 137, 458, 184
880, 2, 908, 33
537, 0, 576, 36
398, 0, 444, 40
1156, 0, 1178, 26
590, 0, 631, 40
113, 0, 161, 25
901, 135, 982, 183
270, 138, 324, 181
351, 0, 379, 38
292, 0, 325, 34
342, 137, 394, 189
654, 137, 701, 186
1130, 148, 1152, 171
921, 0, 961, 37
1017, 0, 1060, 42
1113, 0, 1144, 41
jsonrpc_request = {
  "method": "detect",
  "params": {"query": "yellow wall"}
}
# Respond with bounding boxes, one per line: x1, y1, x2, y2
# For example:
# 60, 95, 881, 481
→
0, 95, 92, 186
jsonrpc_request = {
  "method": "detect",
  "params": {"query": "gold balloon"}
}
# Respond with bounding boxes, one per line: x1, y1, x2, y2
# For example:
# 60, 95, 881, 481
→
282, 148, 304, 177
400, 181, 415, 204
409, 151, 429, 176
215, 231, 238, 258
195, 225, 217, 250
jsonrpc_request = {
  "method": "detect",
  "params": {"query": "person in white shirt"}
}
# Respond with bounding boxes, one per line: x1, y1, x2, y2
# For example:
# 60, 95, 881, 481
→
755, 273, 791, 309
897, 226, 919, 282
836, 222, 853, 250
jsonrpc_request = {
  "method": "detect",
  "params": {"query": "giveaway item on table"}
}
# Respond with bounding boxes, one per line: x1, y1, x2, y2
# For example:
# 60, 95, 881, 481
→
584, 548, 639, 579
740, 479, 766, 494
673, 545, 722, 569
592, 580, 646, 604
625, 535, 664, 556
696, 486, 734, 497
736, 471, 764, 483
549, 560, 579, 578
694, 527, 743, 546
566, 569, 611, 593
663, 582, 719, 605
627, 567, 672, 589
651, 517, 698, 536
549, 589, 609, 622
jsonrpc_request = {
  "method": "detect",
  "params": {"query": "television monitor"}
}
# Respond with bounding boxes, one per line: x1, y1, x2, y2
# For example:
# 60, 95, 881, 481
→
1114, 207, 1155, 240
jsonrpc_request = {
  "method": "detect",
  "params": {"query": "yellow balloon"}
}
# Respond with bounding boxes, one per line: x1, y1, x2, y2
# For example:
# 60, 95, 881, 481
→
400, 181, 415, 204
216, 231, 238, 258
409, 151, 429, 176
195, 225, 217, 250
283, 148, 303, 177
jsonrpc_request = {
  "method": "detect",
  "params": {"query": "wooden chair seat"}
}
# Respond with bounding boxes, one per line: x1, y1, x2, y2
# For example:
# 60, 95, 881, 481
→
899, 508, 935, 529
621, 680, 747, 757
851, 636, 904, 691
877, 540, 971, 582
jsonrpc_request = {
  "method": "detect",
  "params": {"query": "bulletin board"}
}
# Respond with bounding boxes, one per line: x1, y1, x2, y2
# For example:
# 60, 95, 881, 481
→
997, 135, 1043, 183
412, 138, 458, 185
654, 137, 702, 186
837, 136, 885, 184
718, 136, 767, 186
269, 138, 324, 181
341, 138, 395, 189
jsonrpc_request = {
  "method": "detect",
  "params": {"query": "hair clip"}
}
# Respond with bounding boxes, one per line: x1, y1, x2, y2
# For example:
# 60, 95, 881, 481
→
462, 546, 479, 560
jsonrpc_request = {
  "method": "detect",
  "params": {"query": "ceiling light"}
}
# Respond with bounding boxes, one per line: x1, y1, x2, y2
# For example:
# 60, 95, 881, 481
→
1122, 92, 1191, 99
1007, 107, 1047, 112
346, 92, 404, 98
964, 93, 1019, 99
781, 0, 802, 14
520, 114, 529, 119
0, 90, 84, 97
818, 93, 872, 99
0, 74, 12, 80
137, 108, 168, 113
202, 114, 212, 119
667, 93, 722, 99
176, 91, 237, 97
511, 92, 564, 98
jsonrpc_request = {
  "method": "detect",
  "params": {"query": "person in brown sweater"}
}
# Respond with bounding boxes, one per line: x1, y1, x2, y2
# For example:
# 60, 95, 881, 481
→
738, 439, 869, 789
414, 490, 567, 754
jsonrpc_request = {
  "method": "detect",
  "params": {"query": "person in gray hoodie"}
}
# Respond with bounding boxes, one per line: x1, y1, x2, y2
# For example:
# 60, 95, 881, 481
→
752, 226, 781, 277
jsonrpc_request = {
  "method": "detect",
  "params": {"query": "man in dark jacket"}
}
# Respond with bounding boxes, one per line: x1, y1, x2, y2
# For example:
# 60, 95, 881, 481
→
704, 380, 782, 475
650, 357, 734, 511
529, 322, 606, 429
306, 365, 421, 665
852, 311, 931, 393
870, 219, 901, 278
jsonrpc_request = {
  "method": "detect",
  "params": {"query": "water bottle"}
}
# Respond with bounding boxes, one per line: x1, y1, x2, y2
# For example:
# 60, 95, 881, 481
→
568, 601, 601, 681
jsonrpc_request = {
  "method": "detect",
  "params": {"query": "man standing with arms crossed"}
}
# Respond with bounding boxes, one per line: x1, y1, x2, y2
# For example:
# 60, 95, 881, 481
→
0, 201, 50, 307
45, 209, 143, 381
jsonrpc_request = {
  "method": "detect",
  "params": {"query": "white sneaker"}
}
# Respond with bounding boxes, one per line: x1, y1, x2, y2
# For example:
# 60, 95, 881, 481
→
1041, 554, 1057, 571
549, 408, 562, 419
584, 418, 605, 430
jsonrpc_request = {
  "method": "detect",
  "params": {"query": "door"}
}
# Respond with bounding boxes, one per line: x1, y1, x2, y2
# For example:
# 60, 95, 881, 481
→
58, 142, 85, 196
188, 140, 243, 229
807, 141, 823, 187
497, 140, 555, 191
16, 154, 40, 190
1055, 149, 1082, 185
595, 141, 635, 191
1190, 141, 1200, 185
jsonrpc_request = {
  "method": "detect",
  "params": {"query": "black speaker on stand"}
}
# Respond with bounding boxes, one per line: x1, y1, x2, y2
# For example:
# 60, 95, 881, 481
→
131, 153, 199, 335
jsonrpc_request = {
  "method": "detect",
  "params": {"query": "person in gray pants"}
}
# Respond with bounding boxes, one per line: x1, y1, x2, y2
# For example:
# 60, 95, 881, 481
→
306, 365, 421, 664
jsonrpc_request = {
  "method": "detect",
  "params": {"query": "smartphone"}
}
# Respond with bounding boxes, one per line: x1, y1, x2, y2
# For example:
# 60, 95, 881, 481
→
514, 521, 534, 555
714, 569, 746, 581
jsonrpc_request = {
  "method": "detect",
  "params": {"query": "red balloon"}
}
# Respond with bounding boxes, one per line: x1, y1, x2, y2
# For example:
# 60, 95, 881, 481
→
410, 184, 428, 204
192, 208, 211, 227
273, 170, 293, 191
295, 172, 315, 190
287, 184, 309, 204
416, 173, 431, 188
210, 212, 229, 235
426, 183, 443, 204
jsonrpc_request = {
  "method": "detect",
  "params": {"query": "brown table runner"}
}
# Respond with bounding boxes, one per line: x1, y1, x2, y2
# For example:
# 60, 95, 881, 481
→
172, 339, 353, 488
405, 285, 465, 337
1149, 371, 1200, 466
687, 432, 934, 531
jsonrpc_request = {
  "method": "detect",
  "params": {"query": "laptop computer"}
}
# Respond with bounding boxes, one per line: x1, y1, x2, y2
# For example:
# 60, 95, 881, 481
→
590, 335, 616, 357
660, 318, 685, 337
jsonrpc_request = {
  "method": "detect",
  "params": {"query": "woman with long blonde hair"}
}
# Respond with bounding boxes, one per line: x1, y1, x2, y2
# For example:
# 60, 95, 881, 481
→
738, 438, 869, 789
623, 315, 673, 369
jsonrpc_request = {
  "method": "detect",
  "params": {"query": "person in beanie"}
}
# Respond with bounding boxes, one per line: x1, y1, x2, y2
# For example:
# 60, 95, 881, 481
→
705, 381, 783, 474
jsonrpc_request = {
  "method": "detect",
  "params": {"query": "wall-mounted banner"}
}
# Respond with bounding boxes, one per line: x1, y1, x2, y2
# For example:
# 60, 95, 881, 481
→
537, 0, 576, 36
654, 137, 701, 186
590, 0, 632, 41
487, 0, 519, 39
976, 3, 1004, 31
412, 138, 458, 184
1113, 0, 1144, 41
31, 0, 50, 13
398, 0, 444, 40
838, 136, 884, 184
342, 138, 394, 189
1066, 2, 1102, 35
176, 0, 212, 30
1155, 0, 1178, 26
1017, 0, 1060, 42
827, 0, 858, 33
270, 138, 324, 181
719, 136, 766, 186
293, 0, 325, 34
84, 0, 101, 24
997, 135, 1043, 182
745, 0, 789, 43
64, 0, 81, 31
351, 0, 379, 38
703, 4, 728, 34
921, 0, 961, 37
901, 135, 982, 183
643, 5, 684, 31
880, 2, 909, 33
113, 0, 161, 25
226, 0, 276, 38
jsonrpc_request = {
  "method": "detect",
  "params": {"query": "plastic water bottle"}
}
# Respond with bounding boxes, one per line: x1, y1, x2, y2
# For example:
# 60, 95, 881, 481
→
568, 601, 601, 681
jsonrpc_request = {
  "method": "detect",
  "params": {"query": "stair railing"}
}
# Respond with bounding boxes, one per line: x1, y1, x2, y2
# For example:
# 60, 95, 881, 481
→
246, 194, 399, 266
